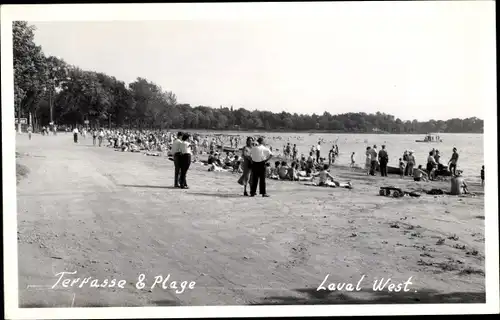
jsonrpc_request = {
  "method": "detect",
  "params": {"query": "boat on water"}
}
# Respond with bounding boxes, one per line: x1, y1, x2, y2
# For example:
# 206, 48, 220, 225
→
416, 133, 443, 143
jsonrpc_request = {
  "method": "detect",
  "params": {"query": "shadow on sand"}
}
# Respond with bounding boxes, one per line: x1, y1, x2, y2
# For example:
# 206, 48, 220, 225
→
120, 184, 178, 189
188, 192, 243, 198
250, 288, 485, 305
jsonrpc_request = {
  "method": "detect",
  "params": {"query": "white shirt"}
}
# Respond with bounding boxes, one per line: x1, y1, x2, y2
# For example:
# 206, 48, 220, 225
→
316, 144, 321, 151
250, 144, 272, 162
179, 141, 192, 154
171, 139, 182, 154
73, 128, 79, 134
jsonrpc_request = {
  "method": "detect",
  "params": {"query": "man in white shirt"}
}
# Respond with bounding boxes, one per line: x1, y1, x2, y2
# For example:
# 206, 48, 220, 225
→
316, 141, 321, 163
250, 137, 273, 197
72, 127, 79, 143
171, 132, 184, 188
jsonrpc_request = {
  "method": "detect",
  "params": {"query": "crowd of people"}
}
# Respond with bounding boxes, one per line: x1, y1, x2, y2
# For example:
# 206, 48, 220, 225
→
362, 144, 471, 182
36, 125, 482, 195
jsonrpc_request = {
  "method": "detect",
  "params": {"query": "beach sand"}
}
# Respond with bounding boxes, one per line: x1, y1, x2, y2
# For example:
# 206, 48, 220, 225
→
16, 133, 485, 307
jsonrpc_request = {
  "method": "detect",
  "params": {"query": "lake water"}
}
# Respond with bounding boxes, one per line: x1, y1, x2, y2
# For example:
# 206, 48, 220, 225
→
203, 132, 484, 183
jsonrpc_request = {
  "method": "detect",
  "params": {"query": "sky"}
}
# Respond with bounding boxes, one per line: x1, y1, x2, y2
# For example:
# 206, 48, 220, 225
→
29, 2, 495, 121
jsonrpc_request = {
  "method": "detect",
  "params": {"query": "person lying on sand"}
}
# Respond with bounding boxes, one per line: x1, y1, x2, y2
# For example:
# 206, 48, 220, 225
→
208, 163, 227, 172
413, 165, 428, 182
129, 143, 141, 152
311, 164, 353, 188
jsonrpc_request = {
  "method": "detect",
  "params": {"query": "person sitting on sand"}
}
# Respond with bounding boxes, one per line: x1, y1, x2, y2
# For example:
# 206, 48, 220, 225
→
278, 161, 289, 180
413, 165, 428, 182
207, 151, 216, 165
311, 164, 352, 188
299, 156, 307, 171
455, 171, 470, 194
265, 162, 272, 178
288, 162, 299, 181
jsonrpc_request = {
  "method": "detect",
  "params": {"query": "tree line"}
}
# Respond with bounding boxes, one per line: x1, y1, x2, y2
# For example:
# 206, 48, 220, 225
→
14, 21, 484, 134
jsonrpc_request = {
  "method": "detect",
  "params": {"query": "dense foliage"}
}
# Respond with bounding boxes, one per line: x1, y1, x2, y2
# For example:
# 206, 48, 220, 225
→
14, 22, 484, 133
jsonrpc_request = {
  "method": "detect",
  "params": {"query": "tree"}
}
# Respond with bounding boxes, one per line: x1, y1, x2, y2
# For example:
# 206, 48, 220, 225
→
13, 21, 49, 130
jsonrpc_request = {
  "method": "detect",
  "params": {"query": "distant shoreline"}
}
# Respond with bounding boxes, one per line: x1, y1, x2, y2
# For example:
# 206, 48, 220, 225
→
181, 129, 484, 135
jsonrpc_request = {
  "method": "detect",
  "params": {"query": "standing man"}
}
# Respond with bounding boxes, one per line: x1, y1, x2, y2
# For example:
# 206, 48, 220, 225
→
72, 126, 79, 143
292, 144, 298, 160
448, 147, 459, 176
407, 151, 416, 177
378, 145, 389, 177
250, 137, 273, 197
172, 132, 183, 188
316, 141, 321, 163
370, 145, 378, 176
27, 125, 32, 140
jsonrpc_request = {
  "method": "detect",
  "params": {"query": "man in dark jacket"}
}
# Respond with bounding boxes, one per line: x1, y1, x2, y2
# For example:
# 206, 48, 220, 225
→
378, 145, 389, 177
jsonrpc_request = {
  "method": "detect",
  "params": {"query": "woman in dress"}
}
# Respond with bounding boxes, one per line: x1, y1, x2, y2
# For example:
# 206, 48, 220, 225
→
237, 137, 254, 196
365, 146, 371, 175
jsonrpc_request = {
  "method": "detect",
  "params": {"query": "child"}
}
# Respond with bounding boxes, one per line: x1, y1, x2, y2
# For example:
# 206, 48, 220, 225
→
413, 165, 428, 182
481, 165, 484, 187
350, 152, 355, 168
399, 158, 406, 179
265, 162, 272, 178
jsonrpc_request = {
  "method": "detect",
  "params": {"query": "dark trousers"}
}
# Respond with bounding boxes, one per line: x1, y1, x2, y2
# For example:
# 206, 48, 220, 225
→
179, 153, 191, 187
370, 160, 377, 175
73, 133, 78, 143
93, 136, 97, 145
379, 160, 388, 176
250, 161, 267, 195
316, 150, 320, 161
173, 153, 182, 187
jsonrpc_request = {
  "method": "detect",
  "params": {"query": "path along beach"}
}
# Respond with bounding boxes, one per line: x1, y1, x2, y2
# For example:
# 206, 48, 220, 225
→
16, 133, 485, 307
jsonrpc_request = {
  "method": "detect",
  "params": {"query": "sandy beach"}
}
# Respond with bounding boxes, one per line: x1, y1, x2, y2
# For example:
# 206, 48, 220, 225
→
16, 133, 485, 307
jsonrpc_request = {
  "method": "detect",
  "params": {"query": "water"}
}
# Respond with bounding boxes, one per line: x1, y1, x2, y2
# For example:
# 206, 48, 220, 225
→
203, 131, 484, 183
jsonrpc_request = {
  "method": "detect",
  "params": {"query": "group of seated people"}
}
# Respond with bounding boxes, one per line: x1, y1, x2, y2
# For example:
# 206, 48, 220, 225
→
266, 161, 352, 188
105, 132, 170, 155
206, 151, 242, 172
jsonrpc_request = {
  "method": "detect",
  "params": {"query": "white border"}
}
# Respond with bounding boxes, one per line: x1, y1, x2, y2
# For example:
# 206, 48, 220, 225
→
2, 2, 498, 318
